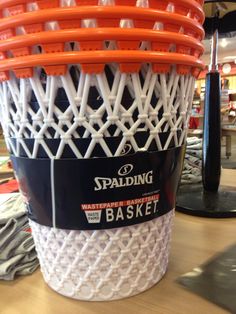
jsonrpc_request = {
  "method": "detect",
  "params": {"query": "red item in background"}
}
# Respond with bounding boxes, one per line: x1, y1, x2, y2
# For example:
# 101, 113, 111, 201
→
189, 116, 200, 129
0, 179, 19, 193
24, 227, 32, 233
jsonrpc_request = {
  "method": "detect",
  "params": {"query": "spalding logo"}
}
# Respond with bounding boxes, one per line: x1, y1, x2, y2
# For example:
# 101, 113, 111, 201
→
94, 164, 153, 191
120, 144, 132, 156
118, 164, 133, 176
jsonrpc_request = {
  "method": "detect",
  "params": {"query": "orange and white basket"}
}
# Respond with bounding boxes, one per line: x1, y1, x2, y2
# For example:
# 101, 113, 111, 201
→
0, 0, 205, 301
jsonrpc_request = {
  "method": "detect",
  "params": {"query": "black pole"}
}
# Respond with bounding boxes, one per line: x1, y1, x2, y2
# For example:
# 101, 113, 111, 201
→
202, 30, 221, 192
176, 4, 236, 217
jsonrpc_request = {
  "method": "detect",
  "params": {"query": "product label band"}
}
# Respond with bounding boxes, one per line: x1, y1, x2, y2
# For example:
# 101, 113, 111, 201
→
11, 145, 185, 230
82, 194, 160, 224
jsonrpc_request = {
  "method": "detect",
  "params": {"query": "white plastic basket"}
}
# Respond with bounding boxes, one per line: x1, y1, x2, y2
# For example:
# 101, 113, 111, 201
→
0, 61, 197, 300
0, 63, 194, 300
30, 210, 174, 301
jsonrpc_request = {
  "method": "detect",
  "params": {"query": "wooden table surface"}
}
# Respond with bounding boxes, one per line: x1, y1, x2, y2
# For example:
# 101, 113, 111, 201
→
1, 170, 236, 314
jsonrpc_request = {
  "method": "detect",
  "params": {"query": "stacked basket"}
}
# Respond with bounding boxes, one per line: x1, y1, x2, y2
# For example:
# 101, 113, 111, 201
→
0, 0, 205, 301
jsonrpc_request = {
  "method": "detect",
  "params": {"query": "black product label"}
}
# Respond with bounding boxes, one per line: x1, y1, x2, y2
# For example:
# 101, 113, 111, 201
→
11, 145, 185, 230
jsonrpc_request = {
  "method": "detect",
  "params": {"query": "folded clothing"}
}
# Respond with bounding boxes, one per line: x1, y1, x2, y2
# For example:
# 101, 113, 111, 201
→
0, 250, 38, 281
0, 194, 39, 280
181, 137, 202, 185
0, 193, 26, 223
0, 179, 19, 194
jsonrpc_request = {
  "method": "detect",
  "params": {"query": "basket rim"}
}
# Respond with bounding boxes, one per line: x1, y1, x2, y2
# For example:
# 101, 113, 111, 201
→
0, 6, 205, 39
0, 28, 204, 54
0, 50, 205, 71
0, 0, 205, 24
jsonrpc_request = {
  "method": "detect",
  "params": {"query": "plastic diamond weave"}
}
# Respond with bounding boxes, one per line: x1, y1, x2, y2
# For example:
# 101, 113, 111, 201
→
30, 210, 174, 300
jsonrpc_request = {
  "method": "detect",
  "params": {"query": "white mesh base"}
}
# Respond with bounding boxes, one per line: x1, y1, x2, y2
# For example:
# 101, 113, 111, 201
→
30, 210, 174, 301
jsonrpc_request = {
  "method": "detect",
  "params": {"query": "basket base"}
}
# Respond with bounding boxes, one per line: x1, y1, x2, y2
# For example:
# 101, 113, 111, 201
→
45, 264, 168, 301
30, 210, 174, 301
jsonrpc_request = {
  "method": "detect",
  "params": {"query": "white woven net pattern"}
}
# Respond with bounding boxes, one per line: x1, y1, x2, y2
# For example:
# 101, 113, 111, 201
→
0, 67, 195, 158
30, 210, 174, 301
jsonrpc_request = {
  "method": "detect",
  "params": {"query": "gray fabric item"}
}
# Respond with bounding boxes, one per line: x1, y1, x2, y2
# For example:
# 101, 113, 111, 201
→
0, 256, 39, 280
16, 261, 39, 276
181, 137, 202, 185
0, 216, 28, 249
186, 150, 202, 158
0, 194, 26, 224
0, 194, 39, 280
0, 229, 34, 260
14, 236, 35, 256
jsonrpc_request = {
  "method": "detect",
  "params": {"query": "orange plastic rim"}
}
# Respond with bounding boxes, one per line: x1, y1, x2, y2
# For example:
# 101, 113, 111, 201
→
0, 6, 205, 39
0, 50, 205, 72
0, 28, 204, 54
0, 0, 204, 24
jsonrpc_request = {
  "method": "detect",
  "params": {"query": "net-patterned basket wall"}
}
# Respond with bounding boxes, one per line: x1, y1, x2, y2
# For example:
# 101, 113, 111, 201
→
30, 210, 174, 300
0, 64, 197, 158
0, 0, 204, 301
0, 63, 197, 301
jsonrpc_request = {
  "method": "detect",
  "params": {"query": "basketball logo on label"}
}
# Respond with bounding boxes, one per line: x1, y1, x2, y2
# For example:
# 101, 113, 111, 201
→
118, 164, 133, 176
120, 144, 132, 156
